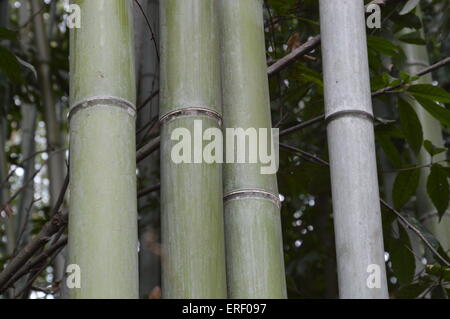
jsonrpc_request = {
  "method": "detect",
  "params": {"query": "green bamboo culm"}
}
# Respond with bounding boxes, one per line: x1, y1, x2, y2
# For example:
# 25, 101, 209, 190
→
159, 0, 227, 298
68, 0, 138, 298
218, 0, 287, 298
399, 8, 450, 252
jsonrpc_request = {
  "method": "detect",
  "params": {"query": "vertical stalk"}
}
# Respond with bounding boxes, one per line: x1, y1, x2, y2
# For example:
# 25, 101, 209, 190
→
30, 0, 66, 208
319, 0, 388, 298
16, 0, 36, 249
30, 0, 67, 281
218, 0, 286, 298
398, 9, 450, 252
16, 104, 36, 244
69, 0, 138, 298
0, 0, 15, 258
160, 0, 227, 298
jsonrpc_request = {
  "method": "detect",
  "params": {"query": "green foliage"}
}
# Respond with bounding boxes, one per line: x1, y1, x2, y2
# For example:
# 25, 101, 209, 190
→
0, 26, 16, 41
399, 0, 420, 16
427, 164, 450, 219
398, 97, 423, 153
367, 35, 400, 57
424, 140, 446, 157
0, 45, 21, 84
392, 167, 420, 210
409, 84, 450, 104
388, 222, 415, 286
414, 96, 450, 128
398, 31, 426, 45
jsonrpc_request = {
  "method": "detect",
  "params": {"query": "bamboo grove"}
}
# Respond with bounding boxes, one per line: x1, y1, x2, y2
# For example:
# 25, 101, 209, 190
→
0, 0, 449, 299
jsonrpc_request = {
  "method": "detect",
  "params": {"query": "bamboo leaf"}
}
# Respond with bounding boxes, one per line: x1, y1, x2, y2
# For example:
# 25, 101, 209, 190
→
367, 35, 400, 57
392, 168, 420, 210
426, 265, 450, 282
414, 96, 450, 127
399, 0, 420, 15
0, 45, 22, 84
409, 85, 450, 104
427, 164, 450, 220
423, 140, 446, 157
394, 282, 429, 299
398, 98, 423, 153
0, 26, 17, 41
398, 31, 426, 45
389, 223, 416, 286
376, 133, 403, 168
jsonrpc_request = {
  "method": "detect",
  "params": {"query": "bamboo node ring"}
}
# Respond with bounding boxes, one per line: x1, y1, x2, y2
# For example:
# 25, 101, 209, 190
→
159, 107, 223, 126
223, 189, 281, 209
68, 96, 136, 121
325, 110, 374, 125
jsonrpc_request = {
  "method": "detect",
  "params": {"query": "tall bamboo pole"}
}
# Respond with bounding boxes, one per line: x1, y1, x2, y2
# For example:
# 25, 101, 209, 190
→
218, 0, 286, 299
68, 0, 138, 299
398, 11, 450, 252
160, 0, 227, 298
319, 0, 388, 298
16, 0, 36, 249
30, 0, 67, 281
0, 0, 15, 259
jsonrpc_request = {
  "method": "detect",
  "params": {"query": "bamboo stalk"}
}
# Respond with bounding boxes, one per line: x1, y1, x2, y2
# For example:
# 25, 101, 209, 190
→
218, 0, 286, 299
30, 0, 67, 283
68, 0, 138, 298
319, 0, 388, 298
0, 0, 15, 261
159, 0, 227, 298
399, 8, 450, 252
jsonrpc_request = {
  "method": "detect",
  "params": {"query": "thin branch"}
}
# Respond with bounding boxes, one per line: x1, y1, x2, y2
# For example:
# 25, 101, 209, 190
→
267, 36, 321, 77
6, 236, 68, 293
279, 115, 325, 137
415, 57, 450, 77
0, 166, 42, 215
266, 0, 393, 77
136, 136, 161, 163
133, 0, 160, 62
277, 55, 450, 137
281, 143, 450, 267
14, 197, 41, 254
137, 90, 160, 113
380, 199, 450, 268
279, 143, 329, 166
14, 237, 67, 299
0, 172, 69, 293
372, 56, 450, 97
138, 183, 160, 198
0, 134, 162, 291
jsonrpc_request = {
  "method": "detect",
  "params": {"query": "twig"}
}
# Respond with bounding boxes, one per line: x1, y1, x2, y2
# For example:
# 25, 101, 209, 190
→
138, 184, 160, 198
137, 90, 160, 113
6, 236, 67, 293
267, 36, 321, 77
279, 115, 325, 137
133, 0, 160, 61
0, 173, 69, 293
136, 137, 161, 163
0, 134, 162, 292
372, 56, 450, 97
14, 237, 67, 299
380, 199, 450, 268
279, 143, 329, 166
281, 143, 450, 267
